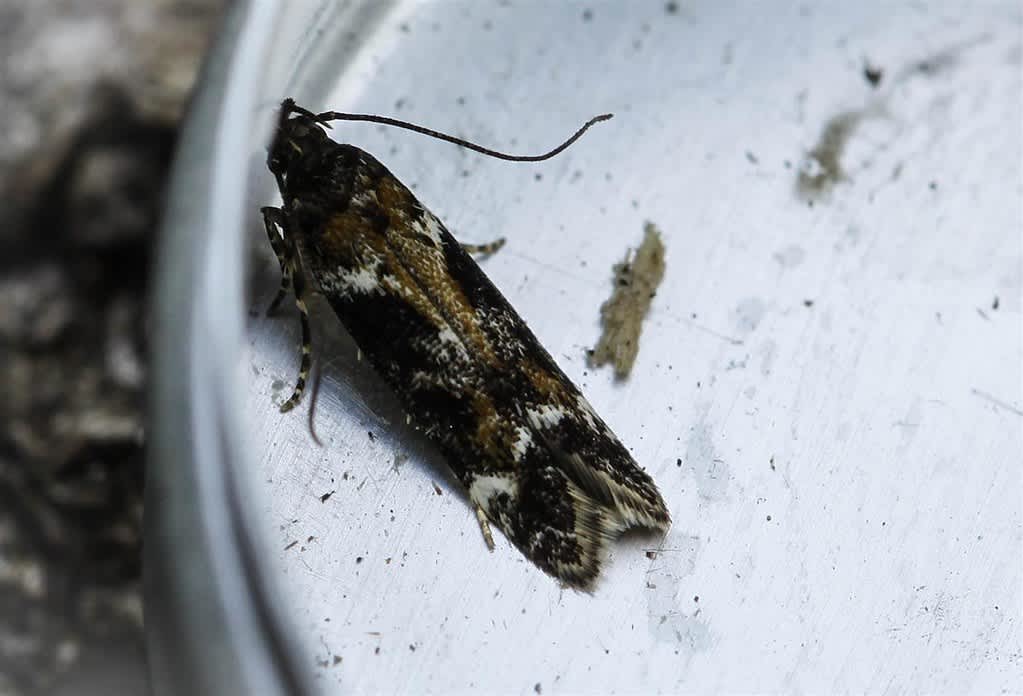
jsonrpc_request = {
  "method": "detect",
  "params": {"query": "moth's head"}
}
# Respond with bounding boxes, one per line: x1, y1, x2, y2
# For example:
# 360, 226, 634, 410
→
266, 98, 330, 179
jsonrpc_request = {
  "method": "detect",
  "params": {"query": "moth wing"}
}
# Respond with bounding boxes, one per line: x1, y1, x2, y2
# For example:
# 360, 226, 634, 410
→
299, 146, 668, 589
429, 233, 670, 588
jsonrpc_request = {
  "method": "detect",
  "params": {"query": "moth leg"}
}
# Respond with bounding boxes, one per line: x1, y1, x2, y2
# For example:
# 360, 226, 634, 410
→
279, 249, 313, 414
461, 237, 506, 256
267, 273, 292, 316
262, 206, 293, 315
475, 504, 496, 551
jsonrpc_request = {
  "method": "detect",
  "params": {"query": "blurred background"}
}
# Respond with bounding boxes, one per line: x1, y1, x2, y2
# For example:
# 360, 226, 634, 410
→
0, 2, 225, 693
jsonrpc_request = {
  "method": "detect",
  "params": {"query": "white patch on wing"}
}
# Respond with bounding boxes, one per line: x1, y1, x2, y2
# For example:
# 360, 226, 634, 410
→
354, 172, 373, 189
436, 326, 460, 345
511, 425, 533, 461
433, 326, 469, 361
469, 474, 519, 508
350, 191, 376, 208
526, 404, 566, 430
574, 394, 601, 430
337, 264, 383, 295
409, 369, 433, 390
418, 213, 446, 247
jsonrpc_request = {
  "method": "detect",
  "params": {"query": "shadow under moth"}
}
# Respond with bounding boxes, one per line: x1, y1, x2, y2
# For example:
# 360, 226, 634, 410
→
263, 98, 669, 589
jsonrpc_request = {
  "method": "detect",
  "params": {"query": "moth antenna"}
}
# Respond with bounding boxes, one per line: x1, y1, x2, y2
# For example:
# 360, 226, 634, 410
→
311, 110, 613, 162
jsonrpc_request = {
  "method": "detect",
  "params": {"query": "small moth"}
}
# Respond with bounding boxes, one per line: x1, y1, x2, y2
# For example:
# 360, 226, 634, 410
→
264, 98, 669, 589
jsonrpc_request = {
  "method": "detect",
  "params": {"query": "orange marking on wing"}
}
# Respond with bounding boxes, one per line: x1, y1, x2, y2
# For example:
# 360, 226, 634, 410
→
471, 391, 519, 465
375, 176, 499, 364
522, 358, 572, 405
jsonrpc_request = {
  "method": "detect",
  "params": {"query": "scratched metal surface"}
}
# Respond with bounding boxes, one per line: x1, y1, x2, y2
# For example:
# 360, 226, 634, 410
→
243, 1, 1022, 693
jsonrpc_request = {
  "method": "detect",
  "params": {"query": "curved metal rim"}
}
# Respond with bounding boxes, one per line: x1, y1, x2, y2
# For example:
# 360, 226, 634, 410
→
144, 2, 314, 694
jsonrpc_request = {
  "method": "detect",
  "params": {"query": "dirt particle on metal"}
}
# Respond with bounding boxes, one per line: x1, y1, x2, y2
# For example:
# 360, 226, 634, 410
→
588, 221, 666, 379
797, 110, 863, 198
799, 38, 986, 203
863, 62, 884, 87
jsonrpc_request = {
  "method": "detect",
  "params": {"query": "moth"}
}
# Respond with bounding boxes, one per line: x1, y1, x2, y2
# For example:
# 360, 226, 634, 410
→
263, 98, 669, 589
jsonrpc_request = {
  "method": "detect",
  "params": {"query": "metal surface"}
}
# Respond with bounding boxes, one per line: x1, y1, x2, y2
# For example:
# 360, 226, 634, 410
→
158, 0, 1021, 693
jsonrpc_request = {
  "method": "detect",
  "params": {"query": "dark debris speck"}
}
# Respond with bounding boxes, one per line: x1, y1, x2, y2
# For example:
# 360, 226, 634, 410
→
863, 63, 884, 87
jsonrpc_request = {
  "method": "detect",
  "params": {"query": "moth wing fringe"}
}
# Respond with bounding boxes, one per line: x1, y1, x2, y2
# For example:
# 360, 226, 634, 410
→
561, 452, 671, 532
554, 476, 658, 591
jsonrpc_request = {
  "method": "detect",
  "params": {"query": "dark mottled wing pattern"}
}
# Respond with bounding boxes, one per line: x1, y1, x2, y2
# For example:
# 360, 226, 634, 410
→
284, 140, 669, 589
